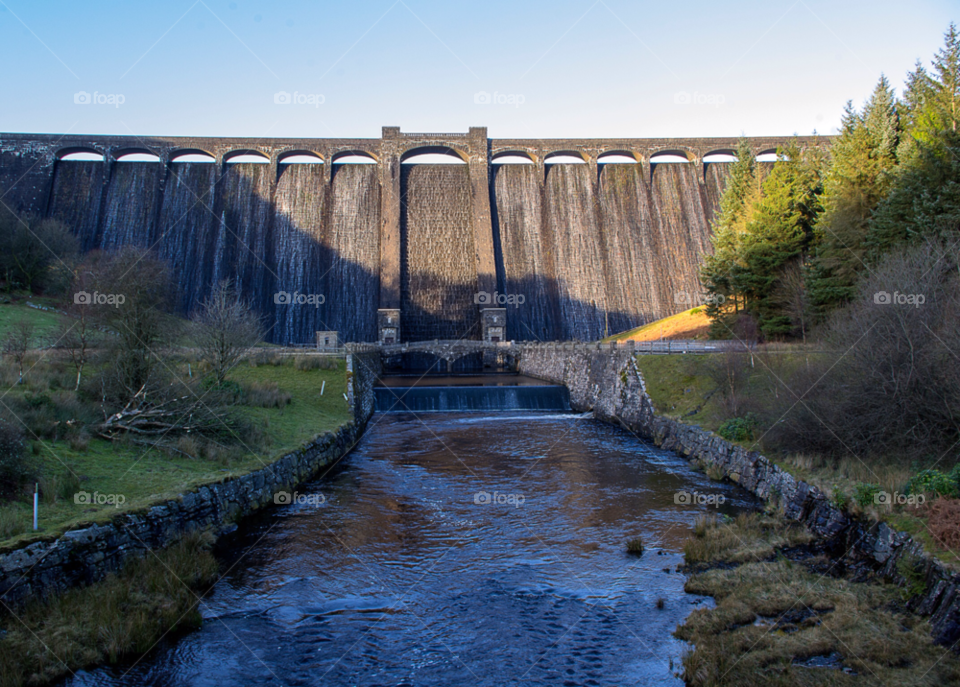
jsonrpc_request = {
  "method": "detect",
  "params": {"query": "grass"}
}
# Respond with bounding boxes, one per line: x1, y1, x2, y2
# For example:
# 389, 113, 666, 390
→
0, 531, 219, 687
603, 307, 711, 342
0, 296, 65, 346
636, 352, 960, 571
0, 357, 350, 549
676, 512, 960, 686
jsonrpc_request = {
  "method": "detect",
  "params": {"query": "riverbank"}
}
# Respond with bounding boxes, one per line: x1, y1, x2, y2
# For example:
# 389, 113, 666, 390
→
0, 350, 381, 685
516, 343, 960, 649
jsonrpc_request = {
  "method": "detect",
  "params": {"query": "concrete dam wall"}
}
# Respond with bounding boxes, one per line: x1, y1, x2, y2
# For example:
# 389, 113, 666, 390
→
0, 127, 824, 343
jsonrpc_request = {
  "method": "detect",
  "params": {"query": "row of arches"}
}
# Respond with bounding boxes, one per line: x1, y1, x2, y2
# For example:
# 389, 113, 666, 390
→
58, 147, 785, 164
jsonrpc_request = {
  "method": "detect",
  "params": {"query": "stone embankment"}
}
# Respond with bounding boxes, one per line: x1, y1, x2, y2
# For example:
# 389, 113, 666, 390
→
0, 351, 382, 608
518, 342, 960, 646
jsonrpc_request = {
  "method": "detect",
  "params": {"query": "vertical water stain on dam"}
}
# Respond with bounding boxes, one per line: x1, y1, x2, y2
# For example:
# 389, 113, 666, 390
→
400, 165, 478, 341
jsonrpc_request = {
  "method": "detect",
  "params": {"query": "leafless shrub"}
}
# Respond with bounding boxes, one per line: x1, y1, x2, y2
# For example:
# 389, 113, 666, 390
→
766, 241, 960, 459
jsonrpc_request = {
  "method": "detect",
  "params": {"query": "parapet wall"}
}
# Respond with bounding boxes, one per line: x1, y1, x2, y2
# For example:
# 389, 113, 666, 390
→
518, 345, 960, 646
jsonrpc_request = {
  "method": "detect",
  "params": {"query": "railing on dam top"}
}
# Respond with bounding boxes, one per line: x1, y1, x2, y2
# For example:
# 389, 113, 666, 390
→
339, 339, 751, 356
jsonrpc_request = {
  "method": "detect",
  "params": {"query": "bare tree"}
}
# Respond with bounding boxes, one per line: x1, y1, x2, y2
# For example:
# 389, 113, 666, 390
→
193, 280, 263, 386
773, 260, 810, 344
3, 318, 34, 385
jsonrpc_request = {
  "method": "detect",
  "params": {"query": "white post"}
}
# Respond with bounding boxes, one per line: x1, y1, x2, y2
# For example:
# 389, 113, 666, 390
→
33, 483, 38, 530
320, 380, 326, 396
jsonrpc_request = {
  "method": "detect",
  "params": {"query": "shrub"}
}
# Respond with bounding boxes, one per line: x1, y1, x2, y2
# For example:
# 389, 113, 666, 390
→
39, 470, 81, 505
907, 468, 960, 498
625, 536, 644, 555
243, 381, 292, 409
0, 421, 33, 497
0, 504, 27, 540
853, 482, 883, 508
717, 414, 758, 442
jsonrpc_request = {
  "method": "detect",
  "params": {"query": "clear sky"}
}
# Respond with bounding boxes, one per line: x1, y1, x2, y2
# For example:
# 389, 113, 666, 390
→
0, 0, 954, 140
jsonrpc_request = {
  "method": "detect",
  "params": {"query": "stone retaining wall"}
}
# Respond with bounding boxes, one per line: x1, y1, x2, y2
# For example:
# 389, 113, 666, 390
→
519, 346, 960, 646
0, 352, 381, 609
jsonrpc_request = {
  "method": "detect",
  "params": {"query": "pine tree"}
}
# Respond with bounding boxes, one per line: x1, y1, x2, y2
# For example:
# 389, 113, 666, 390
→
867, 23, 960, 254
806, 76, 900, 316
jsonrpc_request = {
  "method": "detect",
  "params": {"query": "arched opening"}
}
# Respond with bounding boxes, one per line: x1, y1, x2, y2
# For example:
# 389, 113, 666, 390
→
114, 148, 161, 162
278, 151, 324, 164
331, 151, 377, 165
649, 151, 691, 164
401, 146, 467, 165
225, 150, 269, 164
491, 152, 535, 165
703, 151, 737, 163
544, 151, 586, 164
57, 148, 104, 162
598, 151, 638, 164
755, 149, 782, 163
169, 149, 216, 163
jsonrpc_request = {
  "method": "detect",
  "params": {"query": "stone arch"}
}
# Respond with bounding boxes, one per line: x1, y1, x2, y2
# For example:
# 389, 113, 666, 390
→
702, 148, 737, 162
277, 149, 325, 164
755, 147, 781, 162
400, 145, 468, 164
649, 149, 694, 163
169, 148, 216, 163
56, 146, 105, 161
491, 150, 537, 164
331, 150, 378, 164
223, 149, 270, 164
112, 147, 161, 162
597, 150, 640, 163
544, 150, 588, 164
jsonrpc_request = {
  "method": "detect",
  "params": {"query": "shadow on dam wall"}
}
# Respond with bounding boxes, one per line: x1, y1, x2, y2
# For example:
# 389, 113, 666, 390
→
31, 158, 735, 344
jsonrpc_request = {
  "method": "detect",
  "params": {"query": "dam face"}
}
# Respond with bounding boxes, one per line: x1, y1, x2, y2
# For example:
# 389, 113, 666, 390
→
0, 127, 821, 343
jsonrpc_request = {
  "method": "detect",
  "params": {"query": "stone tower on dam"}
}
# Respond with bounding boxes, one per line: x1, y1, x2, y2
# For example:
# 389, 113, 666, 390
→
0, 127, 824, 343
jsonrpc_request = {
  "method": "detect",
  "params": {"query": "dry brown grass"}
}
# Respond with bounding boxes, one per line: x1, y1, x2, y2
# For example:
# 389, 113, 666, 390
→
0, 531, 219, 687
677, 513, 960, 686
684, 513, 812, 566
924, 498, 960, 552
604, 307, 711, 342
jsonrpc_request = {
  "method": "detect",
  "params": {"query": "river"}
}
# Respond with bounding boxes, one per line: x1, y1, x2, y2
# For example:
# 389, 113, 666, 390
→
68, 411, 757, 686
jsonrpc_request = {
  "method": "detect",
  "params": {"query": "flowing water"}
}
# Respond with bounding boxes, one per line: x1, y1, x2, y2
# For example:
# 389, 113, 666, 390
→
67, 413, 757, 686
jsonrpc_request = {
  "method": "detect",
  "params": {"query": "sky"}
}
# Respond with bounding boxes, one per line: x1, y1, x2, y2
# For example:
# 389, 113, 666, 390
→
0, 0, 955, 141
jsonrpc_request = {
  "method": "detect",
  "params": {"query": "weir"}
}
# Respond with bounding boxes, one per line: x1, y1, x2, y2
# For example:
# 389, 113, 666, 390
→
0, 128, 828, 344
374, 373, 570, 412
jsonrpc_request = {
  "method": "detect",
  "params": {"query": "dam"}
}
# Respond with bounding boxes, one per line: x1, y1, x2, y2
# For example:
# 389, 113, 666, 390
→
0, 127, 822, 343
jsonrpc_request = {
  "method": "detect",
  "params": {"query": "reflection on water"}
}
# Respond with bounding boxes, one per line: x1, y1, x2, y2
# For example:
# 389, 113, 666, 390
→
68, 413, 757, 686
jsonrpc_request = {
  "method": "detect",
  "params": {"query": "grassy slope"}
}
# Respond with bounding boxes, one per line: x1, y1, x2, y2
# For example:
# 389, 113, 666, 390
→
602, 307, 711, 342
0, 298, 65, 346
636, 352, 960, 570
0, 360, 350, 549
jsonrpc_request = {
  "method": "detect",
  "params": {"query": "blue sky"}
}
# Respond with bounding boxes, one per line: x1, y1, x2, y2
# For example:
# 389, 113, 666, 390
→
0, 0, 954, 139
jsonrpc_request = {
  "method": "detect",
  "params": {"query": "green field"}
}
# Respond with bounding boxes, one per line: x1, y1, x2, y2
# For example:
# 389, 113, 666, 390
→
0, 358, 351, 549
